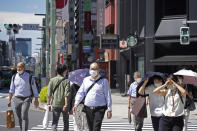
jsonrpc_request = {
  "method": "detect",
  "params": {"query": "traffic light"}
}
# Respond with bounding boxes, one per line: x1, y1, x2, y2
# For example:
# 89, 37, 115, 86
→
4, 24, 12, 35
180, 27, 190, 45
4, 24, 21, 34
13, 24, 20, 34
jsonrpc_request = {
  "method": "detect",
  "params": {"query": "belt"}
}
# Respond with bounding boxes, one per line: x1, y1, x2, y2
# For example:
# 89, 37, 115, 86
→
15, 96, 31, 99
85, 105, 107, 110
130, 96, 136, 98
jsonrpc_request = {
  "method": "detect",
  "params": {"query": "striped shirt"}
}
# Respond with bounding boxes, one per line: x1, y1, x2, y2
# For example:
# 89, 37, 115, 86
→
9, 72, 38, 97
127, 81, 138, 97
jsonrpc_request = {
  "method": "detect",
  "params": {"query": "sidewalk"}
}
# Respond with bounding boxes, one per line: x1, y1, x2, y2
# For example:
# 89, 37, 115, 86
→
30, 89, 197, 121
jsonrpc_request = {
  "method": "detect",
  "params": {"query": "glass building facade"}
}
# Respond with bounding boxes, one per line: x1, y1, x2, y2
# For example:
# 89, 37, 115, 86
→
15, 38, 32, 57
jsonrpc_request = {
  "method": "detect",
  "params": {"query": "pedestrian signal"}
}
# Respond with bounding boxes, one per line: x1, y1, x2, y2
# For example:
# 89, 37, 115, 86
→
180, 27, 190, 45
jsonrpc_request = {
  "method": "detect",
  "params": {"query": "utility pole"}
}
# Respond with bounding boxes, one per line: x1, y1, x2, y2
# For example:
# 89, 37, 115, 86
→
50, 0, 56, 78
45, 0, 50, 79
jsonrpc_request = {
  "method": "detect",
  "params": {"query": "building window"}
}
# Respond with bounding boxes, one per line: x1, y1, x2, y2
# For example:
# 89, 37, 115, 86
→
164, 0, 186, 16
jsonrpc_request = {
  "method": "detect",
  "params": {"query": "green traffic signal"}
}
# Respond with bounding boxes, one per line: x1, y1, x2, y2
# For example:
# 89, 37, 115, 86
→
4, 24, 9, 29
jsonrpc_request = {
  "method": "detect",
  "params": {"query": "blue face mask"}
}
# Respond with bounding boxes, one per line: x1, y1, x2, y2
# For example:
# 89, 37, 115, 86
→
168, 85, 176, 90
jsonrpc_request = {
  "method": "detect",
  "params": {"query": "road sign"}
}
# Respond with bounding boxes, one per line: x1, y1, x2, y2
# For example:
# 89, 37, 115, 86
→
83, 42, 91, 53
61, 45, 67, 51
100, 34, 119, 49
22, 24, 39, 30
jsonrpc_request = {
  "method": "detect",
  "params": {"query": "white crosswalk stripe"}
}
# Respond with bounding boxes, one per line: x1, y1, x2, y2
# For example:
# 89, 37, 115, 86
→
28, 117, 197, 131
0, 95, 9, 99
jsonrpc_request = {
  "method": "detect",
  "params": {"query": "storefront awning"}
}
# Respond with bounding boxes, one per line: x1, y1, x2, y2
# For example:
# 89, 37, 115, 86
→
151, 55, 197, 65
155, 17, 186, 37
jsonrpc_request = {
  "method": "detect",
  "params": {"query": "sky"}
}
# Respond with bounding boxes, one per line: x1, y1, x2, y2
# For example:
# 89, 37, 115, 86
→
0, 0, 46, 55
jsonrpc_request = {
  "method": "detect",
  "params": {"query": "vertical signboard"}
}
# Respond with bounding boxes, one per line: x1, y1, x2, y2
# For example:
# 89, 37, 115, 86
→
84, 11, 92, 32
97, 0, 105, 35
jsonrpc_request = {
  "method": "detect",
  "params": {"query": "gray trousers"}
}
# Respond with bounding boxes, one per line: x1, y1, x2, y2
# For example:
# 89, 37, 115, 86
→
130, 98, 144, 131
52, 107, 69, 131
14, 97, 31, 131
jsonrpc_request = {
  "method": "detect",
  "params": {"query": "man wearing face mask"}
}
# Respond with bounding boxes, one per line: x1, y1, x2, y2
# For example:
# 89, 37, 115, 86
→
47, 64, 70, 131
8, 62, 39, 131
73, 62, 112, 131
127, 72, 144, 131
138, 75, 164, 131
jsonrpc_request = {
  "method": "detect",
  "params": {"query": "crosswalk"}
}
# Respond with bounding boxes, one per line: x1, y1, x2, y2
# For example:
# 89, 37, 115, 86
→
28, 117, 197, 131
0, 95, 9, 99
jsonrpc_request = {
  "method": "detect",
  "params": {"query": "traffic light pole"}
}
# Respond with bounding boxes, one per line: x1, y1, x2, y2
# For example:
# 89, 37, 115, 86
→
50, 0, 56, 78
45, 0, 50, 80
183, 20, 197, 25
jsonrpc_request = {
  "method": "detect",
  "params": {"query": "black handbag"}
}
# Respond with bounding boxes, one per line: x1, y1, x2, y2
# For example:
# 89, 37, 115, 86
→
184, 85, 196, 111
185, 95, 196, 111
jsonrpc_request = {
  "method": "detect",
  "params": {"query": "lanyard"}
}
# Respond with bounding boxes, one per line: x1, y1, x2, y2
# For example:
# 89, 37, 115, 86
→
171, 89, 177, 112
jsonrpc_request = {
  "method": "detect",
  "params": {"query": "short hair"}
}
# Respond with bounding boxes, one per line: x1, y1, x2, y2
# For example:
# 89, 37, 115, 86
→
133, 72, 141, 78
56, 64, 67, 75
90, 62, 100, 69
153, 75, 162, 81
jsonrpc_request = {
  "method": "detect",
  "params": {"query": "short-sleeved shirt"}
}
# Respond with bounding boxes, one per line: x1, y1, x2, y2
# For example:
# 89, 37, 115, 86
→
127, 81, 138, 97
47, 75, 70, 108
145, 85, 164, 116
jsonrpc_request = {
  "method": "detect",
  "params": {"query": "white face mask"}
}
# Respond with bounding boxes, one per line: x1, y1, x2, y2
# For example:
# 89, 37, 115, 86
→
136, 78, 142, 83
178, 79, 183, 84
17, 70, 23, 74
89, 70, 98, 77
154, 82, 162, 87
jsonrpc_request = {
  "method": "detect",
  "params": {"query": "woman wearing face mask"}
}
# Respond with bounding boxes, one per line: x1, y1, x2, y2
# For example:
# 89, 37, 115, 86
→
138, 75, 164, 131
153, 75, 187, 131
177, 75, 194, 131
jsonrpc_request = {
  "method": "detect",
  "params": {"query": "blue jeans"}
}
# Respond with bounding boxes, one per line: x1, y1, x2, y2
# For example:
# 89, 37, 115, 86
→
52, 107, 69, 131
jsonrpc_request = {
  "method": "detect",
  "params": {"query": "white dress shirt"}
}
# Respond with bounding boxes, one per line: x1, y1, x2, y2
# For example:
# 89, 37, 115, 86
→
75, 75, 112, 111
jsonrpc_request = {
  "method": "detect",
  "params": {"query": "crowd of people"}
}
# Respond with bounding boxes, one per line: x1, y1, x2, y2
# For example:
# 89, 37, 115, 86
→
7, 61, 196, 131
128, 71, 195, 131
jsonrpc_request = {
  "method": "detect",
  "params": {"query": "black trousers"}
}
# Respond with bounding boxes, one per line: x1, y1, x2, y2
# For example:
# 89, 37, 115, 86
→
151, 116, 162, 131
159, 116, 184, 131
84, 106, 106, 131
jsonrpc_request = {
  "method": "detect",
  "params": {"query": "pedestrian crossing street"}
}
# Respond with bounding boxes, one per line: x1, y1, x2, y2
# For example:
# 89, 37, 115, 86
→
28, 117, 197, 131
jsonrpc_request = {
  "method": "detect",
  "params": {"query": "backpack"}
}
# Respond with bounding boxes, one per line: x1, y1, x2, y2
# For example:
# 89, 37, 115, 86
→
12, 73, 34, 97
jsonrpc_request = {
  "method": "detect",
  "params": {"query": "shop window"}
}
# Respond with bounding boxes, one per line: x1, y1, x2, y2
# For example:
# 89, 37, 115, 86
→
164, 0, 186, 16
137, 57, 144, 77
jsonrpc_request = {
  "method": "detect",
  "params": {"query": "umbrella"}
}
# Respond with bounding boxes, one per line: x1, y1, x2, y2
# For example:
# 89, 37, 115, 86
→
173, 69, 197, 85
68, 68, 90, 86
136, 72, 167, 97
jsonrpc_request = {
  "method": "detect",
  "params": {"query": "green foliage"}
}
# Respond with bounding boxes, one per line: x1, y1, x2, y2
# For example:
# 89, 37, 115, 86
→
40, 86, 48, 103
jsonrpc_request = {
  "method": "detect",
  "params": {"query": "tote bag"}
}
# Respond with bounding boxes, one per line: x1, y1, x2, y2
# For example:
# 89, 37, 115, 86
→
131, 96, 147, 118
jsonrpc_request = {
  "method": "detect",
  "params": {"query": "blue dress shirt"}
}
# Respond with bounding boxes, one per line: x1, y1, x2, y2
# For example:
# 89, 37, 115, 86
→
9, 72, 39, 97
127, 81, 138, 97
75, 75, 112, 111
